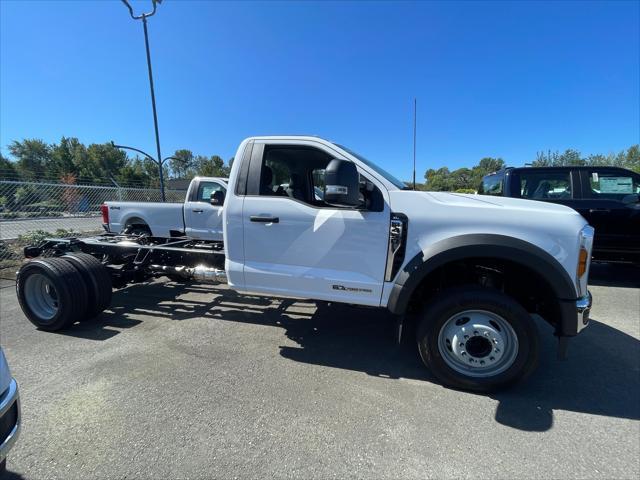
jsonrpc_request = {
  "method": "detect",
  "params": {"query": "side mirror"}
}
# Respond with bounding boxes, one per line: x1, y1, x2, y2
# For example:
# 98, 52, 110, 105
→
210, 190, 225, 206
324, 159, 360, 207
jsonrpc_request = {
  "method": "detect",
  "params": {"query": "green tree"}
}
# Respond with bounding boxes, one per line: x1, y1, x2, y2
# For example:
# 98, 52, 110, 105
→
622, 145, 639, 173
116, 156, 148, 186
170, 149, 195, 179
0, 153, 18, 179
80, 143, 128, 182
424, 167, 453, 191
476, 157, 505, 174
50, 136, 83, 178
8, 139, 51, 180
194, 155, 228, 177
449, 167, 474, 190
533, 149, 585, 167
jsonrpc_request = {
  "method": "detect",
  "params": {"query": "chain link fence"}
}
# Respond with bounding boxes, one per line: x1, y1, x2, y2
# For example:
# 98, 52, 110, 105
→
0, 170, 186, 278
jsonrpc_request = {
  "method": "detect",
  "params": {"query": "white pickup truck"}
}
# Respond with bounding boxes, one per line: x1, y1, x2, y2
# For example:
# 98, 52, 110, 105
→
103, 177, 228, 240
16, 135, 594, 392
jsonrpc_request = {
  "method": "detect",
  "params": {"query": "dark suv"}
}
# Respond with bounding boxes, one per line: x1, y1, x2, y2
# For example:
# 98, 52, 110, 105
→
479, 166, 640, 264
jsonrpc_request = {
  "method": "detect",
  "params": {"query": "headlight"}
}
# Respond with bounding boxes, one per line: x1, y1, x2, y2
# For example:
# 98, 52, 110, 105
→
576, 225, 594, 297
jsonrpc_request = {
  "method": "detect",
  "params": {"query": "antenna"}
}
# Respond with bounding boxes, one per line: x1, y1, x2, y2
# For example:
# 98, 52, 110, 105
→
413, 98, 417, 190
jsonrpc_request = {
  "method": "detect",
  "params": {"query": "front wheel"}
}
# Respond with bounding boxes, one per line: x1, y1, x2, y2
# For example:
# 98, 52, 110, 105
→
416, 287, 539, 392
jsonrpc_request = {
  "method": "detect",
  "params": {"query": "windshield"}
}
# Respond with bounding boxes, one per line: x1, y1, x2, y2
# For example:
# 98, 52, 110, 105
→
334, 144, 409, 190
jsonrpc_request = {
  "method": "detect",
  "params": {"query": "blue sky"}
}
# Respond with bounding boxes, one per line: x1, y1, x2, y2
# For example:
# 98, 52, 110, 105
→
1, 0, 638, 180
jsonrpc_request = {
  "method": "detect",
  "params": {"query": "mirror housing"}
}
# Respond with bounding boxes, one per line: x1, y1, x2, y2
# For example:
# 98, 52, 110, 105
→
324, 159, 360, 207
210, 190, 225, 206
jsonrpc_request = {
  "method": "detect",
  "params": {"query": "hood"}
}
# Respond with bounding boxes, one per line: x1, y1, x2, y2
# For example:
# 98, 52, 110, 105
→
388, 190, 588, 244
419, 191, 578, 215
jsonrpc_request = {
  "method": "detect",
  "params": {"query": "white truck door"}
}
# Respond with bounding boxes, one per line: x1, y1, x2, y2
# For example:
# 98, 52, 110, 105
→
241, 142, 390, 307
184, 180, 226, 240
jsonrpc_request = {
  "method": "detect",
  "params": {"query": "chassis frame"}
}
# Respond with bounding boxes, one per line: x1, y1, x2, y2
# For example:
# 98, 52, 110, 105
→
24, 234, 225, 287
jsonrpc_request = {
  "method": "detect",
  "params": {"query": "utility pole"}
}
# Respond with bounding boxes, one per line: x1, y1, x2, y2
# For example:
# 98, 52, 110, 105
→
413, 98, 417, 190
121, 0, 166, 201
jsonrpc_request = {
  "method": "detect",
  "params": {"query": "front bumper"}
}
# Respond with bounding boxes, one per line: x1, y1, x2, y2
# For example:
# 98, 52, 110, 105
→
576, 290, 592, 333
0, 379, 20, 462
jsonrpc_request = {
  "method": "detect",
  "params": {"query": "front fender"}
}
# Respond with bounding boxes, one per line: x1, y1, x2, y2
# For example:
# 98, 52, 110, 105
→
387, 234, 578, 316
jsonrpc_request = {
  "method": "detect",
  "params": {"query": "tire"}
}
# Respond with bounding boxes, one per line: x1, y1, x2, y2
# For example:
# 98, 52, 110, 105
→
61, 253, 112, 319
16, 257, 89, 331
416, 286, 539, 392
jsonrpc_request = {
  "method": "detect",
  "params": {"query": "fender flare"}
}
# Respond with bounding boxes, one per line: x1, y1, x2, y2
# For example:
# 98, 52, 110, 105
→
387, 234, 578, 317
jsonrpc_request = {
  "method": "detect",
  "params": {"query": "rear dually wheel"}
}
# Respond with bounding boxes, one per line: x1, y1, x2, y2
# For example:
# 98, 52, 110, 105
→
16, 258, 89, 331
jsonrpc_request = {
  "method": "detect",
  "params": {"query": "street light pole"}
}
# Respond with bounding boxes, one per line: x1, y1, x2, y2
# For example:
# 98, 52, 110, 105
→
141, 14, 165, 201
121, 0, 166, 201
112, 143, 177, 167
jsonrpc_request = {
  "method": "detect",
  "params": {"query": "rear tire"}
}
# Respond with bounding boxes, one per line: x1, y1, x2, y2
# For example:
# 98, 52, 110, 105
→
416, 286, 539, 392
61, 253, 112, 319
16, 258, 89, 331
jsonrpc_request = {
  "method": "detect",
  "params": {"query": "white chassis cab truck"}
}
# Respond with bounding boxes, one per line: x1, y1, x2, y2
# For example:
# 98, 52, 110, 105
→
16, 136, 594, 392
103, 177, 228, 240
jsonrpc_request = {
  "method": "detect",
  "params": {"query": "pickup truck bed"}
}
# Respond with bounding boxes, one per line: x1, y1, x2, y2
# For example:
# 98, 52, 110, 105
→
104, 177, 228, 240
106, 201, 185, 237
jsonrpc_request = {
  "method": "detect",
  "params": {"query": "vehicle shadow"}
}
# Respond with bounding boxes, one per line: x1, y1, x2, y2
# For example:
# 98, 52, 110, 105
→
0, 469, 26, 480
84, 280, 639, 431
588, 262, 640, 288
492, 318, 640, 431
55, 311, 143, 341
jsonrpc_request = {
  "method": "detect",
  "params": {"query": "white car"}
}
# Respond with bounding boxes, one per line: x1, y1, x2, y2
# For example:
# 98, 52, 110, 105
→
0, 347, 20, 474
103, 177, 228, 240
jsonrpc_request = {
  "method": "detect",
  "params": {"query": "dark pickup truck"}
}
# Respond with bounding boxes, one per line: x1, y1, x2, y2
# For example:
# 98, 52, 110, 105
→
479, 166, 640, 264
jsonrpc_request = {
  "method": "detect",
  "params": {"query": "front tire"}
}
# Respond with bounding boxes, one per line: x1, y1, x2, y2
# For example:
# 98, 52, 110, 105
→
416, 287, 539, 392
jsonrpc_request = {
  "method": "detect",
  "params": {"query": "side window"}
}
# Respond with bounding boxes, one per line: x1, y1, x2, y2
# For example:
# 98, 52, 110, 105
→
261, 150, 295, 197
585, 170, 640, 200
196, 181, 225, 202
519, 171, 572, 200
259, 146, 328, 204
479, 174, 503, 196
255, 146, 383, 210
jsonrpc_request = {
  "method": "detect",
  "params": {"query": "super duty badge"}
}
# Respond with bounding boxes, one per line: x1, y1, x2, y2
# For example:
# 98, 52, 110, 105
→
332, 284, 372, 293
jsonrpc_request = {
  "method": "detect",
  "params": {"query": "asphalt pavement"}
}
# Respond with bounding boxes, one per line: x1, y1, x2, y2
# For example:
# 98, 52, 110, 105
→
0, 263, 638, 479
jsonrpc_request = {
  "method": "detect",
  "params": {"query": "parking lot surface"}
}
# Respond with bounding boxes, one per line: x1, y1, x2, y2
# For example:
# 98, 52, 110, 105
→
0, 263, 638, 480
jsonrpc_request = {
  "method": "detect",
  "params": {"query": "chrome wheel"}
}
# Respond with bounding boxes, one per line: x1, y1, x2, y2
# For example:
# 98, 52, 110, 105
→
23, 273, 59, 321
438, 309, 519, 378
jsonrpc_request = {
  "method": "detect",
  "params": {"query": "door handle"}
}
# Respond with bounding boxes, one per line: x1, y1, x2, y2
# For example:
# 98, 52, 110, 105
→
192, 209, 204, 213
250, 216, 279, 223
589, 209, 610, 213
